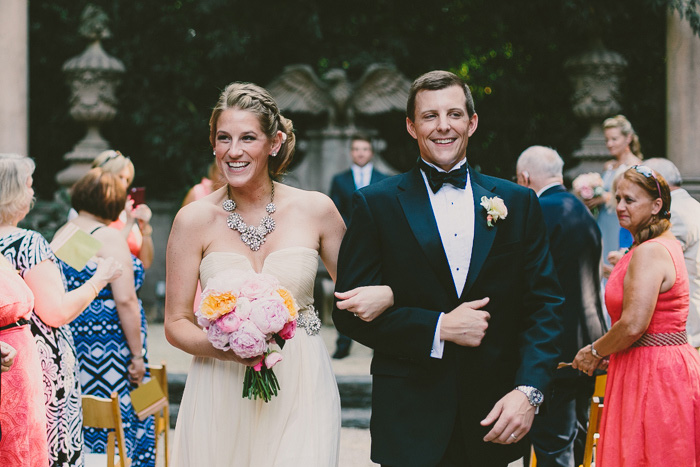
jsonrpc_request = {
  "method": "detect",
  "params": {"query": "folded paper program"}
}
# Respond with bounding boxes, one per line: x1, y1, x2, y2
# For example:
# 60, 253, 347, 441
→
50, 224, 102, 271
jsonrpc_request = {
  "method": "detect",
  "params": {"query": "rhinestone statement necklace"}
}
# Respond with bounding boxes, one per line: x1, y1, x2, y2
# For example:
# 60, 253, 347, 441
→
223, 182, 276, 252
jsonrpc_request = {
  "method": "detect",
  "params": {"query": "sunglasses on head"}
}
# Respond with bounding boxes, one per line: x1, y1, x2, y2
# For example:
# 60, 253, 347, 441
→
631, 165, 662, 199
98, 150, 125, 167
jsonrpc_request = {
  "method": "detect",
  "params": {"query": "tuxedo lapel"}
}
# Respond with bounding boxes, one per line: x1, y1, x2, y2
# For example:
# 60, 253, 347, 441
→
461, 170, 498, 299
397, 167, 457, 300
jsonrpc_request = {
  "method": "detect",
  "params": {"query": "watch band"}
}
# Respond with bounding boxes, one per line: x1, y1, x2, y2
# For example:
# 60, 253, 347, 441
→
515, 385, 544, 409
591, 343, 604, 359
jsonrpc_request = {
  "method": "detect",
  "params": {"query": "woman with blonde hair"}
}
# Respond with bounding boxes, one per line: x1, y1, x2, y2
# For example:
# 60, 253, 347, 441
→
585, 115, 643, 268
165, 82, 393, 466
0, 153, 121, 466
573, 165, 700, 465
90, 150, 154, 269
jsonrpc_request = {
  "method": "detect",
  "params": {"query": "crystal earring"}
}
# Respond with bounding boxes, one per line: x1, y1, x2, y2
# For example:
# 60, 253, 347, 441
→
270, 151, 278, 157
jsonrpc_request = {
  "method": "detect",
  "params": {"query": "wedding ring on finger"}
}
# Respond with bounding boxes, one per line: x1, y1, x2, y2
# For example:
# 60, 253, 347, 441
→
510, 433, 518, 441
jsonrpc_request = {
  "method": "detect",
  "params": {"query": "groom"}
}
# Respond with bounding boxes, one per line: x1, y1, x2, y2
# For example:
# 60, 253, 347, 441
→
333, 70, 564, 466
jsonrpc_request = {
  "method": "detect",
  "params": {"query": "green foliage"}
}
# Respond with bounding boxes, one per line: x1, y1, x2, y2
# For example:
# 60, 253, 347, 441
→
28, 0, 676, 199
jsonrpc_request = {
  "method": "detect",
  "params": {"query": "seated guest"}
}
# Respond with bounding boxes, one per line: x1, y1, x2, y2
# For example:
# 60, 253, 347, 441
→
574, 165, 700, 465
58, 168, 156, 466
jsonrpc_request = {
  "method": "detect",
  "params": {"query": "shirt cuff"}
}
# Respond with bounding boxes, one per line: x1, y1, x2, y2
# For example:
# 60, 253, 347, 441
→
431, 313, 445, 359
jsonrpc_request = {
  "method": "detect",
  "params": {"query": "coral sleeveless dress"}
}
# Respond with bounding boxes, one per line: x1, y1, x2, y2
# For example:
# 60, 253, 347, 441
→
0, 268, 48, 467
599, 236, 700, 466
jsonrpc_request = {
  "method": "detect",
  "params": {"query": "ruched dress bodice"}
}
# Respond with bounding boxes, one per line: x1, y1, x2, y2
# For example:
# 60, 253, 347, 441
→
171, 247, 341, 467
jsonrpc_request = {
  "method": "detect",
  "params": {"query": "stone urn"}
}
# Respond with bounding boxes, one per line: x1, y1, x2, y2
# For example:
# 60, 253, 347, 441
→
56, 5, 125, 188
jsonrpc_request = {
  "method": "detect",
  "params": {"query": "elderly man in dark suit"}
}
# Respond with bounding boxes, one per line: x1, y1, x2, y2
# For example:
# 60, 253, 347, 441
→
333, 71, 564, 467
516, 145, 607, 467
329, 133, 388, 358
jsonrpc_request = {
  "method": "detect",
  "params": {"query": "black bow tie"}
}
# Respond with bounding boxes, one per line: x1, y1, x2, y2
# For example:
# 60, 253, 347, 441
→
419, 160, 468, 193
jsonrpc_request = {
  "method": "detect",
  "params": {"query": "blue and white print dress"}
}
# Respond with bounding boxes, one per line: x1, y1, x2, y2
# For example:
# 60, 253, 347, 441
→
62, 254, 155, 467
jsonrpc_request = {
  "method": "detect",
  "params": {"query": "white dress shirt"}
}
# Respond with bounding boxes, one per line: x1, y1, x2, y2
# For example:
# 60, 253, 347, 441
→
419, 158, 475, 358
351, 162, 374, 189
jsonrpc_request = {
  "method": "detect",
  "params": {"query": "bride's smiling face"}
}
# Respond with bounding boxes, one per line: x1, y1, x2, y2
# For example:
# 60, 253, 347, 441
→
214, 108, 274, 188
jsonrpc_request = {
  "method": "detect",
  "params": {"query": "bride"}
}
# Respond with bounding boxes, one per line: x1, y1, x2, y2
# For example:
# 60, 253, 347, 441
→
165, 82, 393, 466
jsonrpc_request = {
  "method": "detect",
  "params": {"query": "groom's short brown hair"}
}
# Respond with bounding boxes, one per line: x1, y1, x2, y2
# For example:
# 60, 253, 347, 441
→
406, 70, 475, 121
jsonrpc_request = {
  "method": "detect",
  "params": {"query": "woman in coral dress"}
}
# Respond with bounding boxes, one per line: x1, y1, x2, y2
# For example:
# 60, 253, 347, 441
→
574, 165, 700, 466
0, 255, 47, 467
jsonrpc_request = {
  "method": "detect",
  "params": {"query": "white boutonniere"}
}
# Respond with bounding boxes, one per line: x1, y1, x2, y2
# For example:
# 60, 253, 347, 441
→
480, 196, 508, 227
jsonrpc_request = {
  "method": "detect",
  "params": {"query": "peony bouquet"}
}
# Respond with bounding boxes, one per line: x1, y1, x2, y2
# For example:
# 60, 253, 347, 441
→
572, 172, 605, 215
196, 270, 299, 402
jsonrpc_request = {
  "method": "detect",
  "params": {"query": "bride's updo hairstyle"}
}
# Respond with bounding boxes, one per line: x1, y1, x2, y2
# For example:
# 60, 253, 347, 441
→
621, 165, 671, 245
209, 82, 296, 178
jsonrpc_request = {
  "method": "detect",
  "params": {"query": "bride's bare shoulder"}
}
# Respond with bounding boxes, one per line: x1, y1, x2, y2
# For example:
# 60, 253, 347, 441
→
174, 188, 226, 229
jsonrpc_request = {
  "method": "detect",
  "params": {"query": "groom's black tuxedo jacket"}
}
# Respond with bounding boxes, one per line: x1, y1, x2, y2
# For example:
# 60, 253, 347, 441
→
334, 164, 564, 466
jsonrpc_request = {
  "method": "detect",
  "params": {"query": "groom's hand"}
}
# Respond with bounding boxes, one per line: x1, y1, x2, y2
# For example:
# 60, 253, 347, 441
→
439, 297, 490, 347
480, 390, 535, 444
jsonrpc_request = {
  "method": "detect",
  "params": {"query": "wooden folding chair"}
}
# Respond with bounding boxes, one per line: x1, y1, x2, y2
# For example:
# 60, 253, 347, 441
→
529, 445, 537, 466
147, 361, 170, 467
82, 392, 131, 467
580, 373, 607, 467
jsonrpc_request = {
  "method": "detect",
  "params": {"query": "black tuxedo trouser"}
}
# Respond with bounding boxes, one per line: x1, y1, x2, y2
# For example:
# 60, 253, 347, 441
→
381, 413, 509, 467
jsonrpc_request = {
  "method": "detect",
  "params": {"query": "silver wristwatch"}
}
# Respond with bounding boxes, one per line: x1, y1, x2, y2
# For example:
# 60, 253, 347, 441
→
515, 385, 544, 410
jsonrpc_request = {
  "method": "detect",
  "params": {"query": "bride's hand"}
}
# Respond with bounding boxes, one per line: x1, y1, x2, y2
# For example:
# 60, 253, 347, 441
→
211, 348, 263, 367
335, 285, 394, 322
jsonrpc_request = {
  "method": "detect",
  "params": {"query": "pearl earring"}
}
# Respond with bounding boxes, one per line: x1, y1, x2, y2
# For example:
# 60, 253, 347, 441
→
270, 151, 278, 157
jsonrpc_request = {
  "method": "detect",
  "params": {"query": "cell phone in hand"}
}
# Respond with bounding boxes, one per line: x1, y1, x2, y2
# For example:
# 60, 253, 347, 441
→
128, 187, 146, 207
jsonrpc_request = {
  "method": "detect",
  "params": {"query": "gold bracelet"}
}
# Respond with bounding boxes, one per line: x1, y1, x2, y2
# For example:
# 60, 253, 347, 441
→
85, 280, 100, 297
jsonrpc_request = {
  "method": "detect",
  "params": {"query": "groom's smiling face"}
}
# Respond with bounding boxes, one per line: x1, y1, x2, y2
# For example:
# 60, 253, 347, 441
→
406, 85, 478, 172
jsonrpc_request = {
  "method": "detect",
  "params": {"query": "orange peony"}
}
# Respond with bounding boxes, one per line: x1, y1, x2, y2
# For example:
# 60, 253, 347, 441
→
199, 292, 237, 320
276, 288, 298, 319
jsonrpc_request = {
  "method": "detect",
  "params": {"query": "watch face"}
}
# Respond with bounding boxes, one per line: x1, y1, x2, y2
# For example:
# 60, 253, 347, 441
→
531, 390, 544, 406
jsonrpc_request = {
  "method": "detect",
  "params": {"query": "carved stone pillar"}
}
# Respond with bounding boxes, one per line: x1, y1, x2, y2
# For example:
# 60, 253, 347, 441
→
0, 0, 28, 154
564, 41, 627, 177
667, 11, 700, 198
56, 5, 125, 188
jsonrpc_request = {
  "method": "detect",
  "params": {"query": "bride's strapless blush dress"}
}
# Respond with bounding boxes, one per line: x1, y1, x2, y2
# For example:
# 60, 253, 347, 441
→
171, 247, 341, 467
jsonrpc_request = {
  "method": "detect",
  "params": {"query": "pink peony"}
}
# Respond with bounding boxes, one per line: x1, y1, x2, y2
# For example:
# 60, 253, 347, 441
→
240, 274, 279, 300
234, 297, 252, 320
265, 352, 284, 369
278, 320, 296, 340
197, 315, 212, 329
216, 312, 242, 333
229, 321, 267, 359
579, 186, 594, 200
249, 298, 288, 335
207, 321, 231, 350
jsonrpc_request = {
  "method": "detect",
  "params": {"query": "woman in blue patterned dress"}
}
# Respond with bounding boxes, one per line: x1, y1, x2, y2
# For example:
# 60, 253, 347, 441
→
0, 153, 122, 466
57, 168, 155, 467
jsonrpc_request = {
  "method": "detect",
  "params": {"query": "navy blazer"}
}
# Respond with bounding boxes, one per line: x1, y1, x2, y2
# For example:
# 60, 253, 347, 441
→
538, 185, 607, 376
333, 164, 564, 466
329, 168, 388, 226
